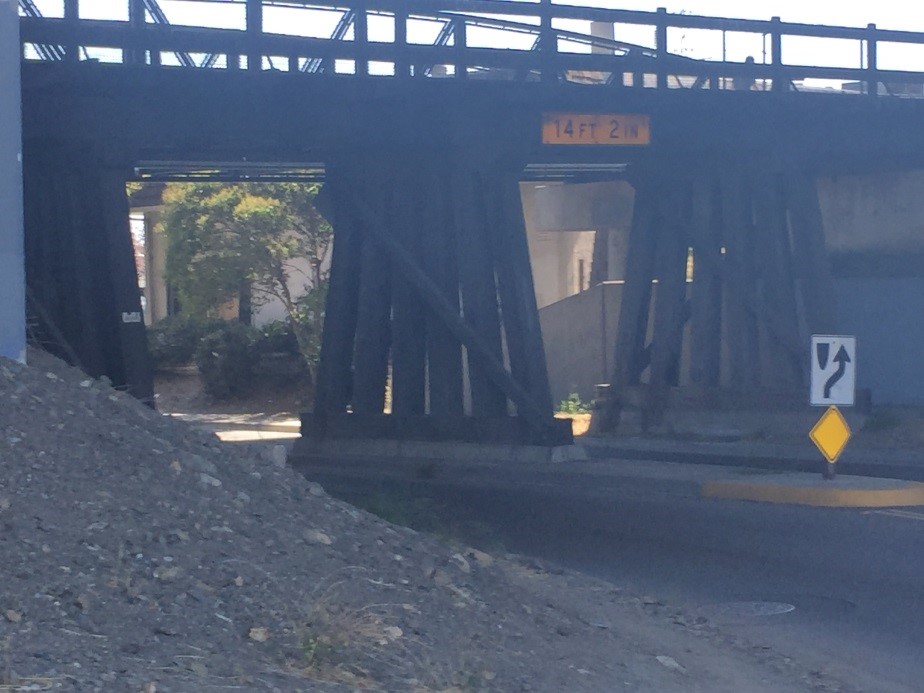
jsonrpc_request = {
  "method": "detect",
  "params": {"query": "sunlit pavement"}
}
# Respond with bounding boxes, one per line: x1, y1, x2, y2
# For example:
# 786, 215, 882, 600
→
214, 429, 299, 442
168, 413, 300, 443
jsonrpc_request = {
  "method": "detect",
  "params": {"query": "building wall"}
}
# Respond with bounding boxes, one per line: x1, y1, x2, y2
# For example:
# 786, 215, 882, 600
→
250, 255, 318, 326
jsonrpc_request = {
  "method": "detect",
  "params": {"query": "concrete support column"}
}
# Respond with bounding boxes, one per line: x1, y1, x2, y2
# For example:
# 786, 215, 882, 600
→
0, 1, 25, 362
143, 212, 167, 325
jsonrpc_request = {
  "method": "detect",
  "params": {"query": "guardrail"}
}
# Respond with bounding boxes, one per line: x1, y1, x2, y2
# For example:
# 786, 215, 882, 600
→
19, 0, 924, 96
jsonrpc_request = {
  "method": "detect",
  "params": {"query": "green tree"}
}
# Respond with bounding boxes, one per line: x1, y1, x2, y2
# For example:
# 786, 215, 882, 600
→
160, 182, 332, 375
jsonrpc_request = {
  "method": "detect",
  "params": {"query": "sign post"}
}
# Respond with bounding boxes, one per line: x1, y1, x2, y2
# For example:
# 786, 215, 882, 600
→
809, 335, 857, 479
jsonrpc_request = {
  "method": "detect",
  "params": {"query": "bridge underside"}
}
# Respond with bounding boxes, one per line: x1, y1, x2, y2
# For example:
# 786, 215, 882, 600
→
20, 63, 924, 439
593, 165, 836, 432
308, 155, 568, 444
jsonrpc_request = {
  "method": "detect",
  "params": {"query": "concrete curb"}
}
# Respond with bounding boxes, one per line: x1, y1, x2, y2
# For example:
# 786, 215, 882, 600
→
702, 475, 924, 507
293, 438, 590, 464
581, 438, 924, 483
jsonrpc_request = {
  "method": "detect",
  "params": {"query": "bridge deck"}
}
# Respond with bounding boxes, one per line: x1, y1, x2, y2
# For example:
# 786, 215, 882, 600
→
19, 0, 924, 97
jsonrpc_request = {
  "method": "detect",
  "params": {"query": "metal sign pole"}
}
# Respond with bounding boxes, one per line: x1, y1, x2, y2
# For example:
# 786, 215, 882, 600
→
0, 0, 26, 363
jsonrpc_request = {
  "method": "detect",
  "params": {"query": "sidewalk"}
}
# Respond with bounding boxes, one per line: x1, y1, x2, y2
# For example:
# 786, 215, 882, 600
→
171, 411, 924, 482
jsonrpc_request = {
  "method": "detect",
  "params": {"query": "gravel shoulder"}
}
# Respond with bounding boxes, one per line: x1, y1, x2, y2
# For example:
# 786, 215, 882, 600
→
1, 351, 854, 692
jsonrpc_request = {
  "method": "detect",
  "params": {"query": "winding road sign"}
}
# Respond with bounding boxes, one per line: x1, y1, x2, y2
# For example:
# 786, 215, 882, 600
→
810, 335, 856, 406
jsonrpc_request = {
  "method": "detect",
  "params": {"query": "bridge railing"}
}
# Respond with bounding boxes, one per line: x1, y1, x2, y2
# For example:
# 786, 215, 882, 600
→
19, 0, 924, 97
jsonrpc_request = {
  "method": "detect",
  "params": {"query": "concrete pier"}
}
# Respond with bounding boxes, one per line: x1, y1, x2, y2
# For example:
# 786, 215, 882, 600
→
0, 0, 25, 362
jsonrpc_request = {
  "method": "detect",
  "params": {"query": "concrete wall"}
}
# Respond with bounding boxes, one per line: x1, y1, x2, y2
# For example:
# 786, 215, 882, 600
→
819, 172, 924, 404
526, 228, 596, 308
834, 278, 924, 405
539, 280, 694, 406
539, 281, 623, 405
522, 180, 634, 309
142, 211, 168, 325
0, 0, 25, 362
819, 171, 924, 254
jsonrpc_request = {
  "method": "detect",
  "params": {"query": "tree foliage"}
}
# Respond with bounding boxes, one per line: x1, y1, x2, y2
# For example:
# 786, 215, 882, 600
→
160, 182, 332, 374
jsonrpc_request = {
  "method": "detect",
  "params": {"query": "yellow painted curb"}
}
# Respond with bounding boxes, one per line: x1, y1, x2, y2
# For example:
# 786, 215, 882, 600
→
702, 478, 924, 507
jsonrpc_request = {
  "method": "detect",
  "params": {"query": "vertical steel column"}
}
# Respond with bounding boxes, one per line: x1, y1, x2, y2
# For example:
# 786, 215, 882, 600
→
389, 166, 427, 415
689, 177, 722, 387
99, 168, 154, 403
394, 0, 408, 78
539, 0, 555, 83
720, 170, 760, 390
786, 173, 837, 336
611, 175, 658, 387
866, 23, 878, 97
0, 0, 25, 362
313, 165, 363, 415
128, 0, 146, 65
351, 173, 393, 414
246, 0, 262, 71
492, 174, 553, 414
354, 0, 368, 77
770, 16, 783, 92
648, 184, 689, 390
63, 0, 78, 62
421, 168, 463, 416
655, 7, 668, 90
454, 19, 467, 79
452, 167, 506, 416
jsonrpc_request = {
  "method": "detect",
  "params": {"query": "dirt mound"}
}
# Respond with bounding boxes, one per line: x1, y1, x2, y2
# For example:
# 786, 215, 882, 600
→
1, 351, 851, 692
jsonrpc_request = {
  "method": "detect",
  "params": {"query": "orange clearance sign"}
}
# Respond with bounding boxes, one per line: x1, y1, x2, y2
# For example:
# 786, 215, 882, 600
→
542, 113, 650, 145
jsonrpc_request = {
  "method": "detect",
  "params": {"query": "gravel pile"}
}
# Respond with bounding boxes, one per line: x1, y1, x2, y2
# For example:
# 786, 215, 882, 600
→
0, 351, 639, 692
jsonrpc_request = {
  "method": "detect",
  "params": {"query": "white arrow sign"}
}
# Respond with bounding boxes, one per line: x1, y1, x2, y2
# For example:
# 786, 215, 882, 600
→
810, 335, 856, 406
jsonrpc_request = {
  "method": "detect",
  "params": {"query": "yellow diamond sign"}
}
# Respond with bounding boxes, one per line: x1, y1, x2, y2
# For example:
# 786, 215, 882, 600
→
810, 406, 851, 463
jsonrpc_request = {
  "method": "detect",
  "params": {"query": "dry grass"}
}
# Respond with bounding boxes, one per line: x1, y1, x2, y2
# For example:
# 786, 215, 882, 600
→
288, 581, 491, 692
288, 591, 410, 689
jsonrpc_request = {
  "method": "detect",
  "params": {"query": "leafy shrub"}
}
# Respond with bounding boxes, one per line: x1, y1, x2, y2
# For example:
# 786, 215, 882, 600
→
147, 315, 220, 369
255, 320, 301, 357
194, 321, 262, 399
558, 392, 591, 415
291, 285, 327, 371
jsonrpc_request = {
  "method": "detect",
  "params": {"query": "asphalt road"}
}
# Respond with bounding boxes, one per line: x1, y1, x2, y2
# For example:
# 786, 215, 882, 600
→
301, 457, 924, 693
